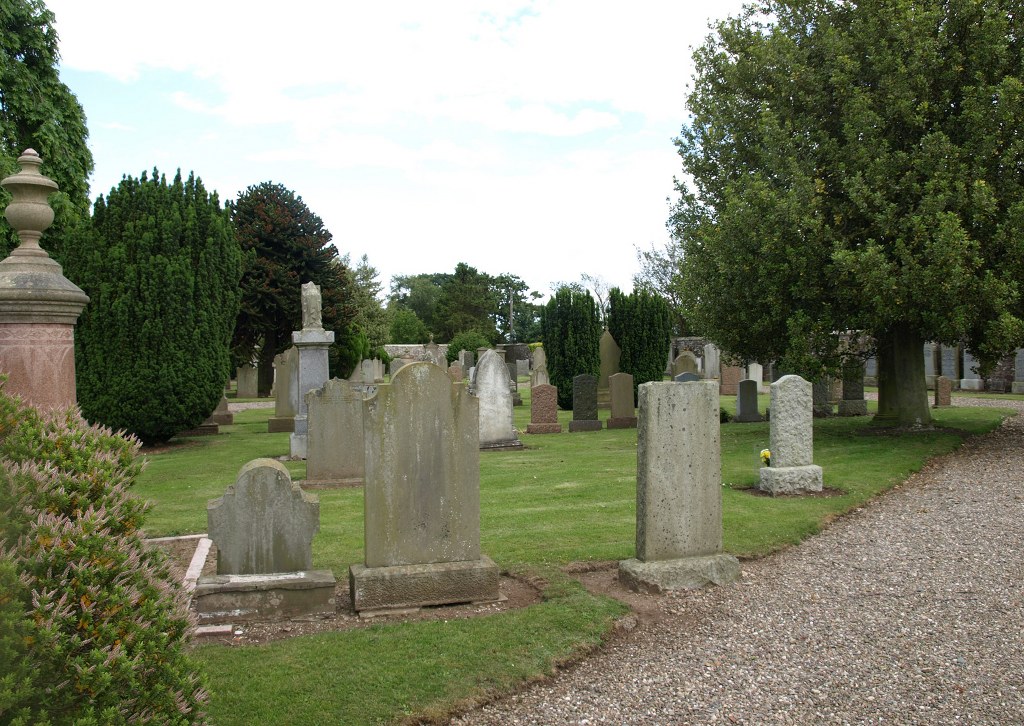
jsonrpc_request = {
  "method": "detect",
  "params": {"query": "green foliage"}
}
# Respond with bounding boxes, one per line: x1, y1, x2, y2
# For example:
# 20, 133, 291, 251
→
540, 287, 601, 409
0, 0, 93, 260
0, 387, 206, 723
434, 262, 498, 342
69, 169, 242, 444
633, 242, 688, 335
340, 253, 389, 350
445, 330, 492, 365
388, 272, 448, 334
607, 288, 673, 396
231, 182, 360, 390
672, 0, 1024, 425
389, 307, 430, 344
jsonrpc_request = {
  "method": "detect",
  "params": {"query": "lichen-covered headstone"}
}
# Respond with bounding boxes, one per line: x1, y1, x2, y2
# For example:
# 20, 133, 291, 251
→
305, 379, 366, 483
268, 347, 296, 432
672, 351, 698, 377
758, 375, 823, 495
619, 381, 739, 592
351, 362, 499, 611
475, 349, 522, 450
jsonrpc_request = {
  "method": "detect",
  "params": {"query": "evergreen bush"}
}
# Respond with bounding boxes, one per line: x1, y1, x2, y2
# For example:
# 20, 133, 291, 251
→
608, 288, 674, 396
445, 330, 492, 365
540, 288, 601, 409
0, 386, 206, 724
68, 170, 242, 444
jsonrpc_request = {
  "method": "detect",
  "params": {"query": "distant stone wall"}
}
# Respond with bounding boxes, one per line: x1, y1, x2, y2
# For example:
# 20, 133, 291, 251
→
384, 344, 450, 360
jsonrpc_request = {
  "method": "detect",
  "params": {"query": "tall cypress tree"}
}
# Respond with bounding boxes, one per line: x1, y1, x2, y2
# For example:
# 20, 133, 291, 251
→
70, 170, 242, 444
609, 287, 673, 396
541, 287, 600, 409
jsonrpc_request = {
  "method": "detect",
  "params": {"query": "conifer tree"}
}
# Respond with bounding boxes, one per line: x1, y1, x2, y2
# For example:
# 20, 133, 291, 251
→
540, 287, 601, 409
608, 288, 673, 396
70, 170, 242, 443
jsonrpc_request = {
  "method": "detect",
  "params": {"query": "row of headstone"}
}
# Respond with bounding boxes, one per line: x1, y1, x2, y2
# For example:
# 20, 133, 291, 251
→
350, 358, 385, 386
865, 343, 1024, 393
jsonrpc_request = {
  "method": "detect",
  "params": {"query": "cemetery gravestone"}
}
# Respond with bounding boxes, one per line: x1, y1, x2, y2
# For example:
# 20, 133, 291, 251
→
606, 372, 637, 429
940, 344, 960, 382
236, 364, 258, 399
350, 362, 499, 611
812, 378, 834, 417
516, 359, 529, 378
475, 349, 523, 450
747, 362, 764, 392
733, 379, 763, 422
447, 362, 464, 383
703, 343, 721, 379
838, 363, 868, 416
526, 383, 562, 434
210, 394, 233, 426
305, 379, 366, 485
758, 375, 824, 495
458, 349, 474, 370
598, 330, 621, 409
194, 459, 336, 622
961, 350, 983, 390
720, 364, 743, 396
864, 356, 878, 386
924, 342, 938, 389
569, 374, 602, 432
268, 347, 296, 432
530, 347, 550, 388
934, 376, 952, 407
619, 381, 740, 593
424, 338, 447, 368
290, 282, 334, 459
1013, 350, 1024, 394
672, 351, 699, 377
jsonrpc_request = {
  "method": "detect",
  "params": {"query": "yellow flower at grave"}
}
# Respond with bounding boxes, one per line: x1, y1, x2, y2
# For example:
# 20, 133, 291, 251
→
760, 449, 771, 467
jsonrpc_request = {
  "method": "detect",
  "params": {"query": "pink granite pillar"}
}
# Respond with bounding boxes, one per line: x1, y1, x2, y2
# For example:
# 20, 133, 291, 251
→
0, 149, 89, 412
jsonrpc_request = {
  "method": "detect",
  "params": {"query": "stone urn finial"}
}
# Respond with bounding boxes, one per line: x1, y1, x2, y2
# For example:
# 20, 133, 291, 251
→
2, 148, 58, 259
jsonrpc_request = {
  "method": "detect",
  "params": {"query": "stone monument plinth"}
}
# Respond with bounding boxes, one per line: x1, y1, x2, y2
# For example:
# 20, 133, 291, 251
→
289, 282, 334, 459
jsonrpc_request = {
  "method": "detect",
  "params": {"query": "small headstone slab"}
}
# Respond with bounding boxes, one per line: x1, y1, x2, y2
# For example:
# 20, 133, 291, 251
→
734, 379, 763, 422
674, 372, 701, 383
569, 374, 601, 431
208, 459, 320, 575
305, 379, 365, 482
607, 372, 637, 428
526, 383, 562, 434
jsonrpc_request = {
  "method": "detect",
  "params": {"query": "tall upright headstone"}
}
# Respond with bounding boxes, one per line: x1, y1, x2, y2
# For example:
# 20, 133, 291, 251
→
606, 372, 637, 429
940, 344, 960, 383
236, 364, 258, 399
812, 378, 834, 417
747, 362, 764, 391
305, 379, 366, 484
568, 374, 602, 432
758, 375, 824, 495
1013, 349, 1024, 395
923, 342, 938, 389
598, 330, 621, 410
195, 459, 335, 622
475, 348, 522, 450
702, 343, 721, 379
864, 356, 878, 386
960, 350, 983, 391
269, 348, 297, 432
734, 379, 763, 422
526, 383, 562, 434
350, 362, 499, 611
838, 363, 868, 416
458, 349, 475, 370
720, 364, 743, 396
619, 381, 740, 593
934, 376, 952, 407
0, 150, 89, 411
290, 282, 334, 459
530, 346, 550, 387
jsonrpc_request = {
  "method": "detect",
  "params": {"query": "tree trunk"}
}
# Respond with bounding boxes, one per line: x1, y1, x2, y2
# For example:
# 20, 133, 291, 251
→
873, 324, 932, 427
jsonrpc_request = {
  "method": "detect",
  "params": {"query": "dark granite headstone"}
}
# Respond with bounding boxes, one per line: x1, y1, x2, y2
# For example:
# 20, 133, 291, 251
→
569, 374, 602, 432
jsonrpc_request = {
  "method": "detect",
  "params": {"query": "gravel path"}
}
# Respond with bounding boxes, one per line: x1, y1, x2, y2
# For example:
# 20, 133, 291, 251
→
453, 398, 1024, 725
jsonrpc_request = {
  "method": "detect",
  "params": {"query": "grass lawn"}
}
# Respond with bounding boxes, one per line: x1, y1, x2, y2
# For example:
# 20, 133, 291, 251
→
135, 385, 1014, 725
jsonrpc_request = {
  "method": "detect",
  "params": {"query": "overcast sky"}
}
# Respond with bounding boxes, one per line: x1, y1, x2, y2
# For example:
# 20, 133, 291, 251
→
46, 1, 746, 298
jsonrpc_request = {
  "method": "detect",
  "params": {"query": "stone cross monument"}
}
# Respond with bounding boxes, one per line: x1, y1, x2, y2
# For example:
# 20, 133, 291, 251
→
0, 149, 89, 411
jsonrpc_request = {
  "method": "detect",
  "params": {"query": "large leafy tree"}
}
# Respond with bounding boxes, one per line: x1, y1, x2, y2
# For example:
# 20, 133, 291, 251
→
70, 170, 242, 443
231, 182, 360, 394
608, 287, 673, 396
388, 272, 448, 334
0, 0, 93, 260
540, 286, 601, 409
493, 272, 543, 343
434, 262, 498, 342
672, 0, 1024, 427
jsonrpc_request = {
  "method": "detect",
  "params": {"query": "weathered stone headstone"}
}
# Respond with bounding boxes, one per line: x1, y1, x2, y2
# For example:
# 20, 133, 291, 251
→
424, 337, 447, 368
734, 379, 763, 422
1013, 349, 1024, 395
812, 378, 834, 418
290, 282, 335, 459
606, 372, 637, 429
458, 349, 474, 370
940, 344, 960, 382
530, 367, 550, 388
195, 458, 336, 622
747, 362, 764, 391
305, 379, 366, 485
934, 375, 952, 407
526, 383, 562, 434
447, 362, 464, 383
672, 351, 698, 377
516, 359, 529, 378
720, 364, 743, 396
475, 349, 522, 450
599, 329, 621, 390
758, 375, 824, 495
236, 364, 258, 399
568, 374, 602, 432
674, 372, 701, 383
350, 362, 499, 611
210, 394, 233, 426
838, 363, 868, 416
269, 348, 296, 432
960, 350, 983, 390
619, 381, 740, 593
924, 342, 938, 389
702, 343, 721, 379
532, 346, 547, 373
864, 356, 878, 386
389, 358, 409, 377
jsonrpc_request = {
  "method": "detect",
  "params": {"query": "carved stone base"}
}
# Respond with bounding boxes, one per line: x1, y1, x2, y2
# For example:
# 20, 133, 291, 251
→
758, 464, 823, 495
268, 416, 294, 433
618, 554, 740, 594
568, 420, 602, 432
349, 556, 500, 612
194, 570, 337, 623
606, 416, 637, 429
480, 439, 524, 451
526, 422, 562, 434
837, 400, 868, 416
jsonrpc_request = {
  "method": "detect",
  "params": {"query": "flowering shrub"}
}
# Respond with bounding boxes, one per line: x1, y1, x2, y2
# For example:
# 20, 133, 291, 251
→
0, 386, 207, 724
